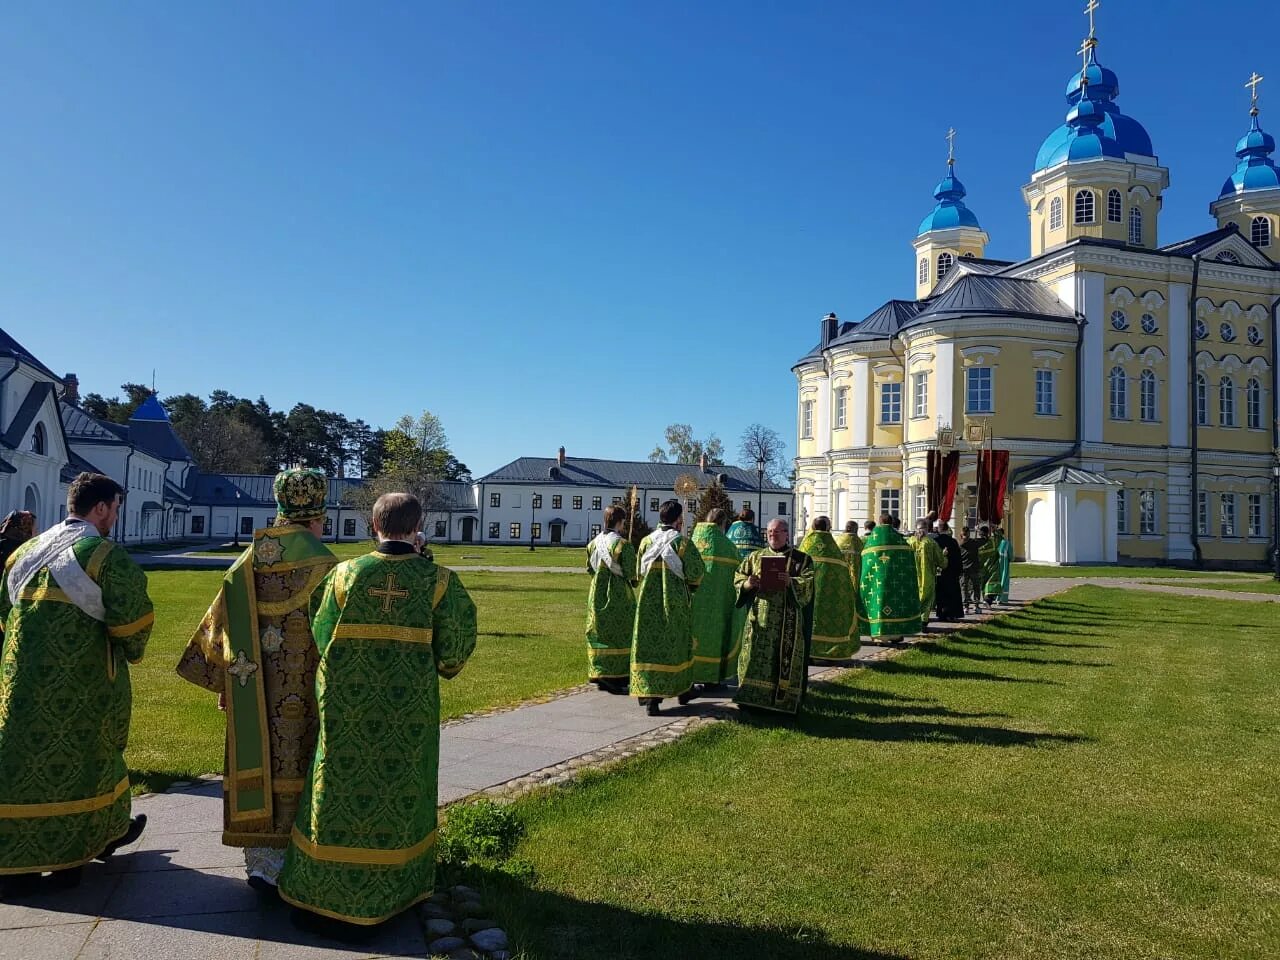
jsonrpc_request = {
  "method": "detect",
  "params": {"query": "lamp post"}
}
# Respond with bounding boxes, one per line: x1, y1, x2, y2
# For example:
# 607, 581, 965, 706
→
755, 455, 765, 526
233, 490, 241, 548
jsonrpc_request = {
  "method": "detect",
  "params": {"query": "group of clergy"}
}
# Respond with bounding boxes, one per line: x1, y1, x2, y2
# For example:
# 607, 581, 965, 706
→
586, 502, 1013, 719
0, 469, 478, 940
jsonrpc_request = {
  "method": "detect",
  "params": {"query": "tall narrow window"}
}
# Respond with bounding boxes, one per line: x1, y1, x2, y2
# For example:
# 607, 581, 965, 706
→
1049, 196, 1064, 231
1249, 494, 1264, 537
936, 252, 954, 282
879, 488, 901, 519
801, 400, 814, 438
1129, 206, 1143, 245
1196, 374, 1208, 425
1197, 491, 1209, 536
1251, 215, 1271, 248
965, 367, 993, 414
1220, 493, 1236, 537
1219, 376, 1236, 427
912, 488, 927, 525
1139, 490, 1157, 534
1247, 377, 1262, 428
1109, 366, 1128, 420
1035, 369, 1056, 415
918, 257, 928, 285
1074, 189, 1096, 225
1139, 369, 1158, 421
835, 388, 847, 429
1107, 189, 1123, 222
880, 382, 902, 424
1116, 488, 1127, 533
29, 424, 45, 455
912, 371, 928, 418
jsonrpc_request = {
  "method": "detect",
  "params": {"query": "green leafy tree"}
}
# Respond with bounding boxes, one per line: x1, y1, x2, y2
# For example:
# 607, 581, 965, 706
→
648, 424, 725, 465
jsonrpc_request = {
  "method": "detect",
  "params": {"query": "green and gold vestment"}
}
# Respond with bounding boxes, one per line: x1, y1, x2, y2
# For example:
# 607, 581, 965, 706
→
798, 530, 860, 660
177, 524, 336, 849
978, 536, 1000, 598
733, 547, 814, 715
278, 543, 476, 925
584, 532, 637, 681
859, 525, 921, 638
630, 527, 704, 699
911, 535, 945, 623
989, 533, 1012, 602
689, 522, 740, 683
0, 522, 153, 874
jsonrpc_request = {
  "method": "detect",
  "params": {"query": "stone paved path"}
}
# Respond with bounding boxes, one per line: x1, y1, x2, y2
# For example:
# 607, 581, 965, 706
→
2, 574, 1271, 958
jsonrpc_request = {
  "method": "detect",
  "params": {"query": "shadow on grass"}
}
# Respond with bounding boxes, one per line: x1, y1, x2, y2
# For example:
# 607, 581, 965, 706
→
863, 659, 1061, 685
129, 768, 197, 796
912, 640, 1113, 669
468, 866, 909, 960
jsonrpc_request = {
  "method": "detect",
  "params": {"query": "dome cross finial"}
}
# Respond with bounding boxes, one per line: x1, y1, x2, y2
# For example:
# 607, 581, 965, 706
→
946, 127, 956, 167
1246, 71, 1264, 117
1076, 38, 1092, 89
1084, 0, 1100, 42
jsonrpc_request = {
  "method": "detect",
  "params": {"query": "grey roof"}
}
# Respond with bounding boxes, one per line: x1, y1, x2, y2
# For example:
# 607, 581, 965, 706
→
1021, 465, 1119, 486
61, 449, 107, 483
0, 329, 58, 380
904, 274, 1077, 329
61, 403, 128, 444
479, 457, 791, 494
1160, 223, 1240, 256
2, 382, 56, 450
125, 409, 193, 462
164, 479, 191, 503
192, 474, 367, 508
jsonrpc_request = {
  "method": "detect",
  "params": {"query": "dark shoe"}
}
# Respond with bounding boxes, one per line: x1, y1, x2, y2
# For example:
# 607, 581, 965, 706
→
676, 690, 696, 706
0, 873, 41, 900
96, 815, 147, 862
50, 867, 83, 890
644, 699, 661, 716
598, 678, 628, 695
290, 907, 374, 943
247, 875, 280, 900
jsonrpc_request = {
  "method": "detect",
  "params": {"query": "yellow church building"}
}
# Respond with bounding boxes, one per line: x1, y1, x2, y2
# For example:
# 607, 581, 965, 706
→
793, 25, 1278, 567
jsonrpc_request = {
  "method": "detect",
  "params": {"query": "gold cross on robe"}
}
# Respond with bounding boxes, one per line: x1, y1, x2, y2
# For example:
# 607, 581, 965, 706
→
228, 650, 259, 688
368, 573, 410, 613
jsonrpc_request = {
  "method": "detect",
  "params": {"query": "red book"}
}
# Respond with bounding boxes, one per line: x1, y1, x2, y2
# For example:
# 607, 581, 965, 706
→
759, 555, 787, 592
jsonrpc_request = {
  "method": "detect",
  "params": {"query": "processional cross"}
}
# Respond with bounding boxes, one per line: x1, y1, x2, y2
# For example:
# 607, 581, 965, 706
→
369, 573, 410, 613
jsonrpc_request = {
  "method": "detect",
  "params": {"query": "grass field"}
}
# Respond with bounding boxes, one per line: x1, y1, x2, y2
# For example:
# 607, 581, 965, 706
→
190, 541, 583, 567
478, 587, 1280, 960
1141, 577, 1280, 595
126, 566, 588, 793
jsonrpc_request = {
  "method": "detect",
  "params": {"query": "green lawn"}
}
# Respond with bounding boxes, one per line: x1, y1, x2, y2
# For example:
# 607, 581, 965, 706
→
1010, 563, 1261, 580
126, 566, 588, 793
190, 541, 582, 567
481, 587, 1280, 960
1142, 578, 1280, 596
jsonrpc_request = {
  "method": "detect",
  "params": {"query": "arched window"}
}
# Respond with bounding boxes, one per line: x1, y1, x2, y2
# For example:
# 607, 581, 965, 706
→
1107, 189, 1123, 222
1129, 206, 1143, 245
1074, 189, 1096, 225
936, 251, 954, 282
1247, 377, 1263, 429
1196, 374, 1208, 425
1049, 196, 1064, 231
1251, 216, 1271, 248
918, 257, 928, 285
1139, 370, 1158, 421
28, 423, 45, 455
1216, 250, 1241, 264
1219, 376, 1236, 427
1109, 366, 1128, 420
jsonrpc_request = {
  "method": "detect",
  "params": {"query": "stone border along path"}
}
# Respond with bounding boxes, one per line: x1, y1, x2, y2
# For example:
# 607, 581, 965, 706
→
4, 576, 1276, 959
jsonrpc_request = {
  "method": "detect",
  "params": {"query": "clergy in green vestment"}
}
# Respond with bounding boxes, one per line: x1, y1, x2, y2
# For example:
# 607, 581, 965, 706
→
798, 516, 860, 660
689, 509, 740, 686
859, 513, 922, 639
987, 525, 1012, 604
177, 468, 337, 890
978, 525, 1001, 604
585, 505, 636, 693
279, 492, 476, 929
0, 474, 152, 892
631, 500, 705, 715
725, 507, 766, 664
734, 518, 815, 715
910, 520, 945, 628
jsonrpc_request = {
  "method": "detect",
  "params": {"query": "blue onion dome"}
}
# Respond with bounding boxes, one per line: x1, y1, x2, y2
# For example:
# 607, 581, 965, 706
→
1034, 46, 1153, 171
1219, 110, 1279, 198
917, 162, 982, 235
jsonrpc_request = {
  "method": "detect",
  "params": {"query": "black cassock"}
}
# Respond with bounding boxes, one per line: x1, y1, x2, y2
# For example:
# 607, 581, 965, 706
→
933, 533, 965, 620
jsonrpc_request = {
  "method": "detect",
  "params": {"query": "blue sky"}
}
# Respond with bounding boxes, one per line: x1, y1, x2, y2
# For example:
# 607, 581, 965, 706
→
2, 2, 1276, 476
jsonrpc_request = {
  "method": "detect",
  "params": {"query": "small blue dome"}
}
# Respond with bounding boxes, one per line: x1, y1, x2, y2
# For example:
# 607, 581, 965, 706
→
1219, 112, 1280, 198
1033, 47, 1154, 173
917, 163, 982, 235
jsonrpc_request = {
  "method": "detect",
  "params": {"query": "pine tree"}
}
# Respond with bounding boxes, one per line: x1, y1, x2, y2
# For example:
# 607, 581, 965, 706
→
695, 481, 735, 523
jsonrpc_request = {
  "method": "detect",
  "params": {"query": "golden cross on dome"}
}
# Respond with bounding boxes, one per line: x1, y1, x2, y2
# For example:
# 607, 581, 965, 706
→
946, 127, 956, 166
368, 573, 410, 613
1246, 71, 1264, 114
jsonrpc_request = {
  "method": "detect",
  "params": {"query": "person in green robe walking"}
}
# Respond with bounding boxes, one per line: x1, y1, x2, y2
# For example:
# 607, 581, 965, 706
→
631, 500, 705, 716
279, 492, 476, 931
0, 473, 153, 896
726, 506, 765, 560
834, 521, 863, 585
734, 518, 815, 716
910, 519, 945, 629
799, 516, 859, 660
987, 525, 1013, 604
585, 505, 636, 694
978, 525, 1002, 605
689, 508, 740, 689
859, 513, 921, 640
177, 468, 338, 892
